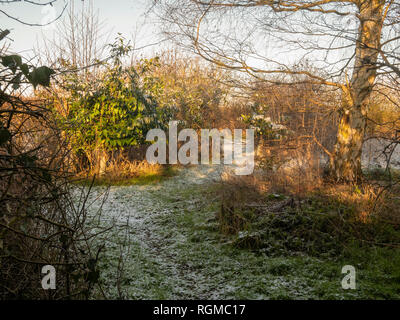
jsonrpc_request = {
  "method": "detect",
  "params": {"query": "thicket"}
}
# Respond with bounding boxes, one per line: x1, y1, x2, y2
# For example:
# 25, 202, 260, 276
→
0, 32, 110, 299
53, 39, 174, 175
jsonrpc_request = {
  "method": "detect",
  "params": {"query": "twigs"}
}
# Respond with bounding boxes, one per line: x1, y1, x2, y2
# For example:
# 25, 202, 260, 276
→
0, 53, 109, 300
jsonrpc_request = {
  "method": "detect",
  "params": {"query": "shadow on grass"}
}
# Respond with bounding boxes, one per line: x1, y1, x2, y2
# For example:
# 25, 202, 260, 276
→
71, 165, 178, 187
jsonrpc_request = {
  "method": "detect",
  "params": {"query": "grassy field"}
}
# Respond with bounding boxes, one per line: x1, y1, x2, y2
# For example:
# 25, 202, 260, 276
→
78, 165, 400, 299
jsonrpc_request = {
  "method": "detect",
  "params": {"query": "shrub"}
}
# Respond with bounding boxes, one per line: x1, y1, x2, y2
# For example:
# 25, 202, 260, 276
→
0, 34, 107, 299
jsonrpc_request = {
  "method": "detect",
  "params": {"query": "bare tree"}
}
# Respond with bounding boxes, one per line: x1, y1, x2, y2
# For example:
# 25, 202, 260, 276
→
35, 1, 112, 174
37, 0, 109, 79
152, 0, 400, 182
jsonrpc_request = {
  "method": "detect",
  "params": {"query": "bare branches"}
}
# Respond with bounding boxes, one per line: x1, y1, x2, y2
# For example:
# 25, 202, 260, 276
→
0, 30, 110, 299
0, 0, 67, 27
152, 0, 400, 181
153, 0, 400, 87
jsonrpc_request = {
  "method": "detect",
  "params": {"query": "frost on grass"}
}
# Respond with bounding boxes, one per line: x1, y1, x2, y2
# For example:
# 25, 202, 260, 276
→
80, 164, 368, 299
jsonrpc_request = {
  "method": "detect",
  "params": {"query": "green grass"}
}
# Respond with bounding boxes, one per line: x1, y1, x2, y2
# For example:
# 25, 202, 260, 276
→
89, 167, 400, 299
159, 183, 400, 299
72, 165, 178, 187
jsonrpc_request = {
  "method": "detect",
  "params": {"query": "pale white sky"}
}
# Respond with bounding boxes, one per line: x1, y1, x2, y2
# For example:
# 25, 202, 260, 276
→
0, 0, 356, 81
1, 0, 159, 57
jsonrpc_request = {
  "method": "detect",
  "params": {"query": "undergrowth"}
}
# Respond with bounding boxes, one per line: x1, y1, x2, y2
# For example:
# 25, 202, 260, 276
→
217, 171, 400, 282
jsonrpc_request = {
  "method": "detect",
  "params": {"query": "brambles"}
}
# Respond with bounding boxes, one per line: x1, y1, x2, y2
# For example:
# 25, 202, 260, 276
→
0, 33, 108, 299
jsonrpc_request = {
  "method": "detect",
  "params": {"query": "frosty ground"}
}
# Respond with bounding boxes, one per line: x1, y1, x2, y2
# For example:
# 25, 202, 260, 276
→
82, 165, 397, 299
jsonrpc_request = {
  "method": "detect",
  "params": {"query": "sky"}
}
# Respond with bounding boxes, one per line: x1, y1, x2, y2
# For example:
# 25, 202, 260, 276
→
1, 0, 159, 57
0, 0, 355, 81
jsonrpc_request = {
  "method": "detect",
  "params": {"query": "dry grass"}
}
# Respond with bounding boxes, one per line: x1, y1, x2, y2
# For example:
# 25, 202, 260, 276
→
252, 139, 325, 195
217, 137, 400, 249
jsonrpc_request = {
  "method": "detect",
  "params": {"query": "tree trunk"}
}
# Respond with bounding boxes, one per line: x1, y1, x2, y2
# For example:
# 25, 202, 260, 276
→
97, 149, 107, 176
91, 148, 107, 176
331, 93, 366, 182
330, 0, 384, 182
